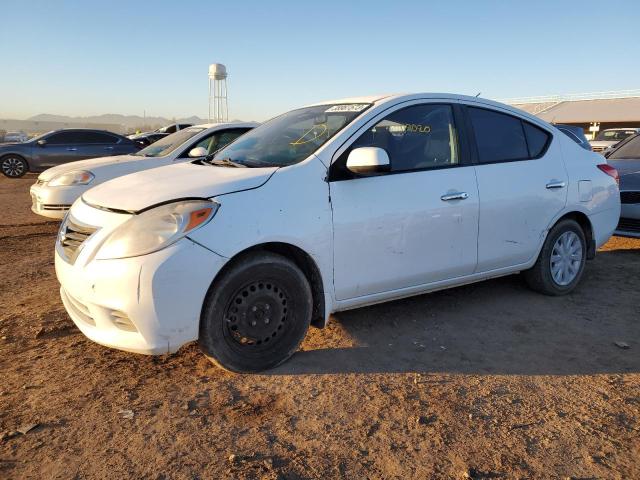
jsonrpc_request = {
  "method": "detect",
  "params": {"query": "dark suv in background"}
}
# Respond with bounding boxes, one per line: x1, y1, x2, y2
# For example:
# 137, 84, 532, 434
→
0, 129, 140, 178
554, 124, 592, 151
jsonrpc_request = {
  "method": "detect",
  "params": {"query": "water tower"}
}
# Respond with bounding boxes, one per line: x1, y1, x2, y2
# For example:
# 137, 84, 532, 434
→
208, 63, 228, 123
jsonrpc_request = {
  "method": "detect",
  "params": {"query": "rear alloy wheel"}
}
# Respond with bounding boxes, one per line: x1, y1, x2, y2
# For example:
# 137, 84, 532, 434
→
523, 219, 587, 295
1, 156, 28, 178
199, 252, 312, 372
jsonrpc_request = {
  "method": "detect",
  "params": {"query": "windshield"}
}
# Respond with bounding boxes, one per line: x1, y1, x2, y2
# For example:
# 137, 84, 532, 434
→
595, 130, 637, 141
211, 104, 370, 167
609, 135, 640, 159
134, 127, 205, 157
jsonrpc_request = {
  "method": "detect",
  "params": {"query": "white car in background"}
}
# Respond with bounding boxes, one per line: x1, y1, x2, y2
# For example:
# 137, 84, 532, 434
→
3, 131, 28, 143
55, 93, 620, 373
589, 127, 640, 153
30, 122, 257, 219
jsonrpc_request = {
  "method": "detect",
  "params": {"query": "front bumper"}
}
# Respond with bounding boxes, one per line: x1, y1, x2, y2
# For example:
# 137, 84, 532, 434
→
30, 183, 86, 219
55, 238, 228, 355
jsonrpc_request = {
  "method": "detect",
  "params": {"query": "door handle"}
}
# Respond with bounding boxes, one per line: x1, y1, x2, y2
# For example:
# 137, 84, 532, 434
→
546, 181, 566, 189
66, 148, 78, 152
440, 192, 469, 201
104, 146, 114, 150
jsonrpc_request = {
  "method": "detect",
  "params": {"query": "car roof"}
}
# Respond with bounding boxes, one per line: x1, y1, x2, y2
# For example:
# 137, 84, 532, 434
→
51, 128, 123, 134
191, 121, 260, 129
307, 93, 551, 129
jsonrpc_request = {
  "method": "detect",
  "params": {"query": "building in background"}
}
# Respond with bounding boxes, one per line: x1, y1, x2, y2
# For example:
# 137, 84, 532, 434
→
502, 90, 640, 140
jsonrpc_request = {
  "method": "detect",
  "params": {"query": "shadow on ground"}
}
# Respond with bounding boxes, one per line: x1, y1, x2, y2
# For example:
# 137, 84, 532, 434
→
271, 247, 640, 376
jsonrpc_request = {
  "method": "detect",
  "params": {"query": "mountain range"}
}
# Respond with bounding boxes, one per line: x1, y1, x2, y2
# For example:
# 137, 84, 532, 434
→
26, 113, 244, 129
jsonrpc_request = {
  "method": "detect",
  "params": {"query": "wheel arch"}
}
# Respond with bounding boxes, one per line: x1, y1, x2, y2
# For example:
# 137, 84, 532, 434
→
205, 242, 328, 329
551, 210, 596, 259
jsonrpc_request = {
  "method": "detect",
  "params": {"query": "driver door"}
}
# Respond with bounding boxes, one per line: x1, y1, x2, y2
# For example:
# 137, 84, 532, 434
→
329, 102, 479, 300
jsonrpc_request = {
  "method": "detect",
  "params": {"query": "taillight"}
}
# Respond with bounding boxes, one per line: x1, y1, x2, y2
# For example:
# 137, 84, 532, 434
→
597, 164, 619, 185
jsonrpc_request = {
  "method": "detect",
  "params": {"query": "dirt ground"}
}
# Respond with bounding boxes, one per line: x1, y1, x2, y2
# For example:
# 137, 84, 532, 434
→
0, 174, 639, 480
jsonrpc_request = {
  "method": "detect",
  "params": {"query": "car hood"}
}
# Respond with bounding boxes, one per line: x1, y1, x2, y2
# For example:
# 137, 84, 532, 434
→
608, 159, 640, 191
82, 162, 278, 212
38, 154, 154, 181
0, 141, 29, 150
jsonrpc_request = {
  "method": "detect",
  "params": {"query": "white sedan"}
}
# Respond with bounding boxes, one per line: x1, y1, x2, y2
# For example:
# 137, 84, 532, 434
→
54, 94, 620, 372
30, 122, 257, 219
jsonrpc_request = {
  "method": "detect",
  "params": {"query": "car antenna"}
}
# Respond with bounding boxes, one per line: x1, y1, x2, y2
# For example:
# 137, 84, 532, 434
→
475, 92, 481, 97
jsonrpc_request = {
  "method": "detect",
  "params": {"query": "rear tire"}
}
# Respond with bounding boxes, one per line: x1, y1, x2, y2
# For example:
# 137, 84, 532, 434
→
1, 155, 28, 178
523, 219, 587, 296
199, 252, 312, 373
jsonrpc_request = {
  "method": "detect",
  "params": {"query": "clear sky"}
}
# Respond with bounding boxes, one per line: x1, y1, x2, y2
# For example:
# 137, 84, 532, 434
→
1, 0, 639, 122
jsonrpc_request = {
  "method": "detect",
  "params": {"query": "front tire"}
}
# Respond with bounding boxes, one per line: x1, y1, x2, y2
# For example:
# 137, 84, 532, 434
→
199, 252, 312, 373
1, 155, 29, 178
523, 219, 587, 296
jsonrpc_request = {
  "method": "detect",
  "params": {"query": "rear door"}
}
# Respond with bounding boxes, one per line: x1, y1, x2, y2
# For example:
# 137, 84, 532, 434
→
330, 102, 479, 300
465, 105, 567, 272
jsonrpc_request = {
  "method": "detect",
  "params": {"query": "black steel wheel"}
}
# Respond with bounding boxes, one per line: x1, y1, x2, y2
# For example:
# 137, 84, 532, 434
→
199, 252, 312, 372
1, 155, 28, 178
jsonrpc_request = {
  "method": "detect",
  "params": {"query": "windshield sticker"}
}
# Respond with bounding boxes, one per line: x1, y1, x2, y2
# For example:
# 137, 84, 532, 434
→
405, 124, 431, 133
290, 124, 329, 146
325, 104, 369, 113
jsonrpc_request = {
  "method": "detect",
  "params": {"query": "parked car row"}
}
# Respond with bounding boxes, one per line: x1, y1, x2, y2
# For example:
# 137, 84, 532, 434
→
0, 129, 140, 178
28, 93, 620, 373
29, 122, 256, 218
127, 122, 193, 147
0, 123, 195, 178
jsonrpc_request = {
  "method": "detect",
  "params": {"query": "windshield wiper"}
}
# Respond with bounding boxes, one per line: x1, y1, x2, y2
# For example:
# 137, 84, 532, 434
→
203, 156, 247, 168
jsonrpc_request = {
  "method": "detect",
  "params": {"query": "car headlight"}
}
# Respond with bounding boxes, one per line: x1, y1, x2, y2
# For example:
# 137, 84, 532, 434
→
95, 199, 219, 260
48, 170, 95, 187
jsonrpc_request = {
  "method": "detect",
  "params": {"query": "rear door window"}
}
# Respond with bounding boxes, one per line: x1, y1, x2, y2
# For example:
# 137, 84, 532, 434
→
468, 108, 528, 163
468, 107, 550, 163
74, 131, 120, 144
523, 123, 550, 157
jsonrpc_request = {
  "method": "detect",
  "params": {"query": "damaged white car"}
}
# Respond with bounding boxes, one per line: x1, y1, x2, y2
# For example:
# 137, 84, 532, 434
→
55, 94, 620, 372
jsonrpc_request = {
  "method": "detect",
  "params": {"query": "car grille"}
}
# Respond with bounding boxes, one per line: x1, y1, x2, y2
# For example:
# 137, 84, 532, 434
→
617, 217, 640, 234
61, 288, 96, 326
620, 191, 640, 204
58, 216, 98, 263
43, 204, 71, 211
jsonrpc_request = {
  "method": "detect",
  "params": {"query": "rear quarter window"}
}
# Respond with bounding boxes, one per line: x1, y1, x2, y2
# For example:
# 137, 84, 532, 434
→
523, 123, 550, 157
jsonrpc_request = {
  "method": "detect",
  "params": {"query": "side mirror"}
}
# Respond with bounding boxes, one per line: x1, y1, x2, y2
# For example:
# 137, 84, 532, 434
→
37, 139, 47, 147
346, 147, 390, 174
188, 146, 208, 158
